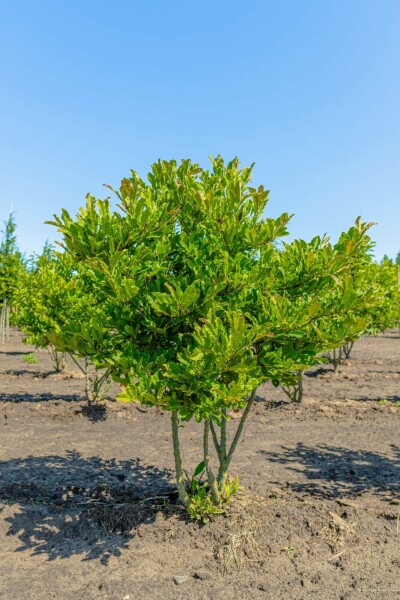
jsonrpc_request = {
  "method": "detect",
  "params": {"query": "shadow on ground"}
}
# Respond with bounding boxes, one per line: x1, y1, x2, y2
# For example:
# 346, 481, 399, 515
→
3, 369, 43, 376
0, 452, 178, 563
80, 402, 109, 422
0, 392, 85, 403
304, 367, 332, 378
259, 443, 400, 499
0, 393, 113, 422
0, 350, 34, 356
254, 395, 289, 408
350, 395, 400, 404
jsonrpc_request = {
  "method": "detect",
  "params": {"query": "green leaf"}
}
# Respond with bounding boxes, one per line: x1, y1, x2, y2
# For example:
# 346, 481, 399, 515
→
193, 461, 206, 478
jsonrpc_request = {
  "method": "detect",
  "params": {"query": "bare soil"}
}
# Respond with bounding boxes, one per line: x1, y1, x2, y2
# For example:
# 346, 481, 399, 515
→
0, 329, 399, 600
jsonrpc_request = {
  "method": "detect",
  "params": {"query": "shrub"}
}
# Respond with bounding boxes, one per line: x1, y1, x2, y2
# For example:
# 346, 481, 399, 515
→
13, 246, 111, 400
48, 157, 374, 514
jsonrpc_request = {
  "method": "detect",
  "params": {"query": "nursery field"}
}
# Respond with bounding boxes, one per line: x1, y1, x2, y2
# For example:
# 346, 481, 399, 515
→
0, 328, 399, 600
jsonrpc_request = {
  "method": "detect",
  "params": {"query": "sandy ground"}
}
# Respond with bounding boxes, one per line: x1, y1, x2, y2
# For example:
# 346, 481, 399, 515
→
0, 329, 399, 600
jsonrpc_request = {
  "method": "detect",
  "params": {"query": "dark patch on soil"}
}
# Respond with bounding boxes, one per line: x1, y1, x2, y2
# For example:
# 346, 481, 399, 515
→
261, 443, 400, 498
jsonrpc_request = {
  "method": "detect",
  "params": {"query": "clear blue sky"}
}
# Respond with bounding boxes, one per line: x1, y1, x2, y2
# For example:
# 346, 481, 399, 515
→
1, 1, 399, 260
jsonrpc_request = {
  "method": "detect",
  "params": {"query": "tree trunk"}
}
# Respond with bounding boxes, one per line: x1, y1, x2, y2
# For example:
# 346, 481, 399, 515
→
171, 411, 190, 507
48, 346, 67, 372
212, 388, 257, 492
0, 298, 10, 344
203, 419, 220, 505
84, 357, 94, 402
342, 341, 354, 359
281, 371, 304, 403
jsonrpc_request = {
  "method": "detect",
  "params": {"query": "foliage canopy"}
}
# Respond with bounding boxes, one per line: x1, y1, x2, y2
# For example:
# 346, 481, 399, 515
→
47, 157, 378, 512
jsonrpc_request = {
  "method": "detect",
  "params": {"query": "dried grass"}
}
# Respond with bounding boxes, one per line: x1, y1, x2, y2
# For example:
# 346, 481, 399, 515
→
216, 513, 263, 574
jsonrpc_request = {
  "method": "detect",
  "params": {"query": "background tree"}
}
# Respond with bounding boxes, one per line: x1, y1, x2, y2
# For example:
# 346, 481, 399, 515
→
13, 245, 111, 400
284, 247, 400, 405
331, 254, 400, 363
274, 220, 374, 402
0, 213, 25, 342
361, 257, 400, 335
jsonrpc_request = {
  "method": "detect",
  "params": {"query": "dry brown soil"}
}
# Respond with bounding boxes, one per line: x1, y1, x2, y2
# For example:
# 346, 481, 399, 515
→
0, 329, 399, 600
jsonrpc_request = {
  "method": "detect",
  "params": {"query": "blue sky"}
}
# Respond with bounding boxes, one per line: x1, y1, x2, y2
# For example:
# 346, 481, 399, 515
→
0, 1, 399, 259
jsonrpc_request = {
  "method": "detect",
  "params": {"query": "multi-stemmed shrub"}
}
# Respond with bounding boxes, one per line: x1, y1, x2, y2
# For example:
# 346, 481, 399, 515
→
13, 246, 111, 401
323, 252, 399, 367
14, 244, 68, 370
48, 157, 375, 518
273, 220, 375, 401
360, 257, 400, 335
281, 234, 399, 403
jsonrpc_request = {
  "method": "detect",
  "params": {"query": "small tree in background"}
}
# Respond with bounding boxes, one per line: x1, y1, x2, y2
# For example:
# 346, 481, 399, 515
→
362, 257, 400, 335
13, 245, 111, 401
14, 245, 71, 370
0, 213, 25, 343
293, 245, 399, 384
274, 220, 374, 401
48, 157, 374, 519
318, 222, 376, 370
327, 254, 400, 365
